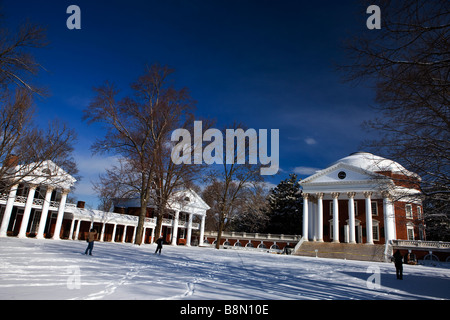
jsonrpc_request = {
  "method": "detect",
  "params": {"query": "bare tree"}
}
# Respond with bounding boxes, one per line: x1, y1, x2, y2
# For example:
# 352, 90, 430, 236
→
0, 15, 48, 94
202, 123, 263, 249
0, 8, 77, 192
230, 182, 270, 233
340, 0, 450, 239
84, 63, 201, 244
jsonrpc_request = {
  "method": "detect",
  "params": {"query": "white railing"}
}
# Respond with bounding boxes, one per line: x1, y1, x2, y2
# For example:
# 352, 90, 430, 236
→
204, 230, 301, 242
392, 240, 450, 250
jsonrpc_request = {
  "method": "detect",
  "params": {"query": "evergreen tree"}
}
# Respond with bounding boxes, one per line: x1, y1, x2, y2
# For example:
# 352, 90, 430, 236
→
265, 174, 302, 235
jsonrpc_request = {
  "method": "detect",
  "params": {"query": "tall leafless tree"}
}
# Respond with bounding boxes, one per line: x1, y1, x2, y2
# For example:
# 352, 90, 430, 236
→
340, 0, 450, 239
84, 63, 203, 244
202, 123, 263, 249
0, 12, 77, 194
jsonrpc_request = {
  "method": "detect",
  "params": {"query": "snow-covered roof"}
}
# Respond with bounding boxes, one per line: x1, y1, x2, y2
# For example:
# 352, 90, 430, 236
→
328, 152, 414, 176
299, 152, 420, 196
8, 160, 76, 190
114, 188, 210, 216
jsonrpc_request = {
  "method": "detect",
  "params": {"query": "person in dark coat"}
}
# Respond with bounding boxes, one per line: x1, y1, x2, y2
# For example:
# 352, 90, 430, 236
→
155, 235, 164, 255
393, 250, 403, 280
85, 229, 98, 256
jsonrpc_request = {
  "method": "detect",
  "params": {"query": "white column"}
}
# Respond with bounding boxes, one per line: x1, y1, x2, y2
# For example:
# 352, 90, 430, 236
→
0, 184, 19, 237
100, 223, 106, 241
52, 189, 69, 240
308, 200, 314, 240
382, 191, 396, 242
302, 193, 309, 241
332, 192, 340, 243
131, 226, 137, 243
364, 192, 374, 244
69, 219, 76, 240
347, 192, 356, 244
18, 184, 37, 238
36, 186, 54, 239
150, 227, 155, 243
123, 226, 128, 242
171, 210, 180, 245
111, 224, 117, 242
316, 193, 324, 242
74, 220, 82, 240
199, 214, 206, 246
186, 213, 193, 246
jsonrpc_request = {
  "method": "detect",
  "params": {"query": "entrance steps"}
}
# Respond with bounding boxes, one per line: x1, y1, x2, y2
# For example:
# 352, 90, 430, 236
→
294, 241, 386, 262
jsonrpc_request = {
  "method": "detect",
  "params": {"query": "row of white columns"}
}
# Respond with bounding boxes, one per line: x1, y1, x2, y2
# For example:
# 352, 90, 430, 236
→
0, 184, 208, 246
171, 210, 206, 246
302, 191, 396, 244
0, 184, 69, 240
68, 219, 148, 244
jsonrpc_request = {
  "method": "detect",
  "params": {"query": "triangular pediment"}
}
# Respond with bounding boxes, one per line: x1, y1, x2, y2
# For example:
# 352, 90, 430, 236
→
168, 188, 210, 214
15, 160, 77, 190
300, 163, 386, 186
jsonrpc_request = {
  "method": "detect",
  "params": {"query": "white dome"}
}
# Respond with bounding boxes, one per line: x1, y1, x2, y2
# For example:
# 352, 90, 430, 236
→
331, 152, 410, 174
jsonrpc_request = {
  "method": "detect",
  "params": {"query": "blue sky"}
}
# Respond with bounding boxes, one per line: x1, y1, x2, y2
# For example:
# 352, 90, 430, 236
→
2, 0, 378, 207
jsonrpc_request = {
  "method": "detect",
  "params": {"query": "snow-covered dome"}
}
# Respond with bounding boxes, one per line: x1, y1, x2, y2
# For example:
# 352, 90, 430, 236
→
330, 152, 411, 175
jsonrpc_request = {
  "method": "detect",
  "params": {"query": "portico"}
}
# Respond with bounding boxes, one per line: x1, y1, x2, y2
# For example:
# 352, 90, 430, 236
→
300, 152, 423, 245
0, 160, 209, 246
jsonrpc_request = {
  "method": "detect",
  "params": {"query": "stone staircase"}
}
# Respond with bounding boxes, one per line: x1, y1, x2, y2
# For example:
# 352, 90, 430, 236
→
294, 242, 386, 262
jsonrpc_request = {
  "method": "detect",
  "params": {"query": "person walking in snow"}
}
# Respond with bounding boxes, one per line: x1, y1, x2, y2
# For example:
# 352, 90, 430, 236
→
393, 250, 403, 280
155, 235, 164, 255
85, 229, 98, 256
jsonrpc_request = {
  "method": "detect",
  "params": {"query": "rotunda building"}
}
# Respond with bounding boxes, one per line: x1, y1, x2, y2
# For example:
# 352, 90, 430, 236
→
299, 152, 424, 244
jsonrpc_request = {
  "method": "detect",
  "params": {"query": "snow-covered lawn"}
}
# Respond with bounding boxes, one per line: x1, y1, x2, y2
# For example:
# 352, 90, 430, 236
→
0, 238, 448, 300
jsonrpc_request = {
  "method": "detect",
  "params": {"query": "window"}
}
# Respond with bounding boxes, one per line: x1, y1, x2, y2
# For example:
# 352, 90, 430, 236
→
234, 242, 242, 247
329, 220, 334, 240
372, 225, 379, 241
407, 226, 414, 240
405, 204, 413, 219
246, 242, 254, 248
354, 201, 358, 216
258, 243, 267, 249
371, 201, 378, 216
417, 206, 422, 219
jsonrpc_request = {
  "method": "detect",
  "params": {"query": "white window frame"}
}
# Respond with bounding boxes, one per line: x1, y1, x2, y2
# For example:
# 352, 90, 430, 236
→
405, 204, 413, 219
372, 220, 380, 241
407, 225, 415, 240
371, 201, 378, 216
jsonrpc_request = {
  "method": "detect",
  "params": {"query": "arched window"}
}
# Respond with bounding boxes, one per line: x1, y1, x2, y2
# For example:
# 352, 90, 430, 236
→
234, 242, 242, 247
424, 253, 439, 261
223, 241, 231, 246
270, 244, 280, 250
258, 243, 267, 249
245, 242, 254, 248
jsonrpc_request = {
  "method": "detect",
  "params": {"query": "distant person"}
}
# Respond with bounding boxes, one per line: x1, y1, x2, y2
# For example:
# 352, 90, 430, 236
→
85, 229, 98, 256
393, 250, 403, 280
155, 235, 164, 255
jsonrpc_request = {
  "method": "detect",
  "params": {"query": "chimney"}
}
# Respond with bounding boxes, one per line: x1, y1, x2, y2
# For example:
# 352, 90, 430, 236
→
77, 201, 85, 209
4, 155, 19, 168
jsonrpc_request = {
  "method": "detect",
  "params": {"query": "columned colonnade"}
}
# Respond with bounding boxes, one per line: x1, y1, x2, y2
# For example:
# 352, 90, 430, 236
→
0, 183, 207, 246
301, 191, 396, 244
0, 183, 70, 240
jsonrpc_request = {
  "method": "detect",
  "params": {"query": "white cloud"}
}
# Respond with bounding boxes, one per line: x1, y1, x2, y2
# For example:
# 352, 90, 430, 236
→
75, 154, 122, 176
293, 166, 320, 176
304, 137, 317, 145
